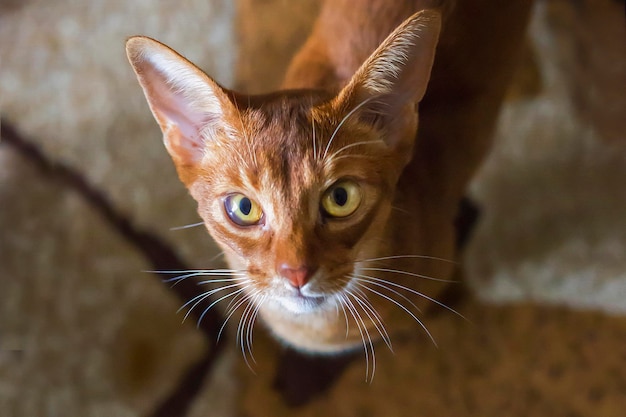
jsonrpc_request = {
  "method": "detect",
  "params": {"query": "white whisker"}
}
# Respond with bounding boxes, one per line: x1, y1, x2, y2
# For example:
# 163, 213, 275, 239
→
145, 268, 245, 287
147, 268, 244, 275
354, 280, 437, 347
196, 277, 248, 285
391, 205, 411, 215
323, 153, 379, 166
340, 294, 369, 380
185, 284, 247, 324
323, 97, 374, 159
164, 272, 245, 287
356, 274, 467, 321
327, 139, 382, 160
347, 287, 393, 352
359, 267, 456, 283
337, 297, 351, 338
351, 273, 422, 313
178, 282, 241, 315
237, 291, 260, 371
245, 294, 265, 365
223, 290, 246, 317
206, 251, 226, 264
343, 292, 376, 383
358, 254, 457, 265
311, 112, 318, 161
169, 221, 205, 231
217, 289, 257, 343
233, 97, 258, 171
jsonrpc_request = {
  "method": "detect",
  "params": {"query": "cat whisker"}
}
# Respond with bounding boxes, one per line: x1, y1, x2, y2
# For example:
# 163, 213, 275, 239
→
237, 303, 252, 369
196, 277, 248, 285
147, 268, 243, 274
217, 288, 258, 345
146, 268, 245, 287
342, 292, 376, 383
347, 287, 393, 353
206, 250, 226, 264
180, 283, 246, 323
351, 278, 437, 347
237, 290, 262, 371
162, 271, 246, 287
357, 254, 458, 265
336, 297, 351, 338
391, 205, 411, 215
178, 282, 241, 314
222, 289, 246, 317
169, 221, 205, 231
351, 273, 422, 313
233, 96, 259, 171
311, 111, 318, 161
339, 294, 369, 381
245, 294, 266, 366
326, 139, 383, 161
323, 96, 374, 160
359, 267, 457, 283
323, 153, 379, 167
354, 274, 467, 322
147, 268, 244, 276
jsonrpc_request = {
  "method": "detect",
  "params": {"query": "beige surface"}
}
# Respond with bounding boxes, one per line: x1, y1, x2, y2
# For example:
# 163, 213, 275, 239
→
466, 1, 626, 314
1, 0, 238, 415
240, 300, 626, 417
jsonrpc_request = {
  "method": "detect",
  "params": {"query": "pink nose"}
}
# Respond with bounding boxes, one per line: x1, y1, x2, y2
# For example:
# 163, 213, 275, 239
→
278, 264, 313, 288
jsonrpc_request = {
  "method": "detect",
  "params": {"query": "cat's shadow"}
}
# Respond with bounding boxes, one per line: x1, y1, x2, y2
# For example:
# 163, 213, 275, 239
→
273, 348, 360, 406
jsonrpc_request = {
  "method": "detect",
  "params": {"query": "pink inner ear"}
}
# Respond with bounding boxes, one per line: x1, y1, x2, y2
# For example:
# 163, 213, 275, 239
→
127, 37, 238, 172
134, 54, 234, 165
143, 68, 212, 156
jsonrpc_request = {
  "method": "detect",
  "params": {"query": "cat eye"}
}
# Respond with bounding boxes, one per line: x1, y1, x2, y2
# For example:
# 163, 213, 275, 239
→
321, 181, 362, 218
224, 193, 263, 226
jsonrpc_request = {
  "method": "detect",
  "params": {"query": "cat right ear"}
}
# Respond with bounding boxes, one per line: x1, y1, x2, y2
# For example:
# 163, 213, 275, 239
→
332, 10, 441, 152
125, 36, 237, 169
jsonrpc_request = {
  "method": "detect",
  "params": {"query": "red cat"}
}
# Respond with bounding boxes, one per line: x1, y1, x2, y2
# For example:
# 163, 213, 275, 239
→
126, 0, 531, 375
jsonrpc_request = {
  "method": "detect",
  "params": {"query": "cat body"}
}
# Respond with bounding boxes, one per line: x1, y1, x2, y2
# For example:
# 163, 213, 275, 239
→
126, 0, 531, 354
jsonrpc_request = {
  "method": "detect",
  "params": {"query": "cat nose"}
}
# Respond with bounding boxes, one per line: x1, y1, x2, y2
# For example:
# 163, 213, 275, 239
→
278, 264, 314, 288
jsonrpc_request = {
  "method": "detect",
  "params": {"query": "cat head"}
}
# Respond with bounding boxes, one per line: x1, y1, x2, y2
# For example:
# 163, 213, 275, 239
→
126, 11, 440, 341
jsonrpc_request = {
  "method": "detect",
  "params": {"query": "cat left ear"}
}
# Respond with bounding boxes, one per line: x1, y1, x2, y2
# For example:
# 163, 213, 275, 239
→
126, 36, 238, 168
334, 10, 441, 148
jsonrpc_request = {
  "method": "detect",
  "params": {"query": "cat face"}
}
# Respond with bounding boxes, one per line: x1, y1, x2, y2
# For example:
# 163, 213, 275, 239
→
186, 92, 404, 316
126, 10, 440, 351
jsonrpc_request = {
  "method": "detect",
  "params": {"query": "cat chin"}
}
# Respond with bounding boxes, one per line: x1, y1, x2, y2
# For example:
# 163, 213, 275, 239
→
271, 294, 333, 315
260, 294, 366, 353
277, 338, 365, 356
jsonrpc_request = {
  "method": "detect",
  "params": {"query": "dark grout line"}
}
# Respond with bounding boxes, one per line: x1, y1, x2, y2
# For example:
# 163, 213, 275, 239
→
1, 117, 224, 417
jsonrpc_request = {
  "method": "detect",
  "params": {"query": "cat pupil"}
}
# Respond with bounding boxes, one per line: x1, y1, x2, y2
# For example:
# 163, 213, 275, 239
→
333, 187, 348, 206
239, 197, 252, 215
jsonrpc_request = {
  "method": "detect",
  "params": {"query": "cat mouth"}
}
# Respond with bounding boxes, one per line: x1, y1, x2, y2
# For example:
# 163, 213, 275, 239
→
279, 292, 328, 314
297, 293, 326, 305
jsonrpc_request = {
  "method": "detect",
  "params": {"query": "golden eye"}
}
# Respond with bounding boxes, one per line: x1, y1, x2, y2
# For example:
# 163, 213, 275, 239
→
224, 193, 263, 226
322, 181, 362, 218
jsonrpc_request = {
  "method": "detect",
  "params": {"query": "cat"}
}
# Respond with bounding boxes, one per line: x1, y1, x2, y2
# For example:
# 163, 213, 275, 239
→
126, 0, 531, 372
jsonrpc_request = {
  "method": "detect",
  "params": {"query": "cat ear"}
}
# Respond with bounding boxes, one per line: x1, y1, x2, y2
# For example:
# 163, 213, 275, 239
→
125, 36, 237, 167
334, 10, 441, 146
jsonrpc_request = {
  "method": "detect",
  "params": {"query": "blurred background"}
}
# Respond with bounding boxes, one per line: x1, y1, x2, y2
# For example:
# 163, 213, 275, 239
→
1, 0, 625, 416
